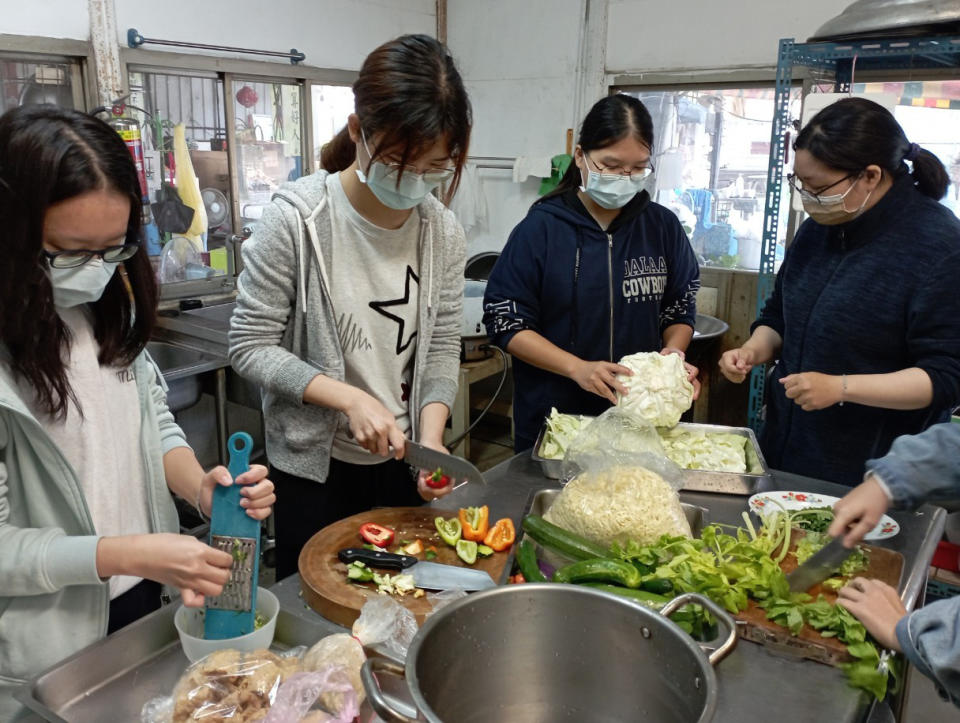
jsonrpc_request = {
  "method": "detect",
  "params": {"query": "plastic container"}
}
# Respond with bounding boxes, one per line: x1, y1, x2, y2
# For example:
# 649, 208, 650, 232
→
174, 587, 279, 662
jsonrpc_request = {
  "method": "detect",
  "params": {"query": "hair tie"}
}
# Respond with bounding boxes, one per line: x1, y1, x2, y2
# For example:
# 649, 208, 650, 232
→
904, 142, 921, 162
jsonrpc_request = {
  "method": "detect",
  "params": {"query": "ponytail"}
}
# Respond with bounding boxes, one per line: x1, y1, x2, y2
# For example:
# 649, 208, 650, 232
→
320, 126, 356, 173
910, 147, 950, 200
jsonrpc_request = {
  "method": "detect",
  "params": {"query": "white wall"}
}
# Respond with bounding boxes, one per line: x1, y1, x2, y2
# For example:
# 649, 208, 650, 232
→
606, 0, 847, 73
2, 0, 90, 40
448, 0, 583, 257
116, 0, 436, 71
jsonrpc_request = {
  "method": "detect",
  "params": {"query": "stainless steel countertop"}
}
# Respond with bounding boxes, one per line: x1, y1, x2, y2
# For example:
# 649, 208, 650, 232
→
275, 451, 946, 723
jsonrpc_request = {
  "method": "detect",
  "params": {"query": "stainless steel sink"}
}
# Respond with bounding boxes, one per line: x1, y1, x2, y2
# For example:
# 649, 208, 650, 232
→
146, 340, 227, 412
155, 302, 235, 348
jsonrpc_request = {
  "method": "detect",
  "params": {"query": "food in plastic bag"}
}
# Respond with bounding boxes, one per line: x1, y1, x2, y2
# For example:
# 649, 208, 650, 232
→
351, 596, 418, 660
169, 648, 295, 722
615, 351, 693, 427
263, 668, 358, 723
302, 634, 366, 707
559, 407, 670, 481
545, 464, 692, 548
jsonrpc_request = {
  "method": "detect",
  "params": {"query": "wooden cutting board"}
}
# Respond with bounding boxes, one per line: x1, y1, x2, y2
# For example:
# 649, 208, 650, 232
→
735, 531, 904, 665
299, 506, 511, 628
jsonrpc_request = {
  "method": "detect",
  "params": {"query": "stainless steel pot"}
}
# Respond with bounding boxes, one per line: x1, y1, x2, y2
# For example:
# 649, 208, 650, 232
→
362, 585, 737, 723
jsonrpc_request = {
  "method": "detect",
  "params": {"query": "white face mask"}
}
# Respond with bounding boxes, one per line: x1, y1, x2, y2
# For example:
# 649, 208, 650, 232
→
355, 130, 450, 210
49, 258, 118, 308
579, 155, 655, 209
799, 174, 871, 226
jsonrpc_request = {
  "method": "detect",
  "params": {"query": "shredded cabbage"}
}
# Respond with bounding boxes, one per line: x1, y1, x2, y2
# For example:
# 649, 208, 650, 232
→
539, 407, 594, 460
544, 464, 691, 547
658, 428, 748, 473
616, 352, 693, 427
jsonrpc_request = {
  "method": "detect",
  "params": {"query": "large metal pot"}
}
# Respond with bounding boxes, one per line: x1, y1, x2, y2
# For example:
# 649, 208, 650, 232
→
362, 585, 737, 723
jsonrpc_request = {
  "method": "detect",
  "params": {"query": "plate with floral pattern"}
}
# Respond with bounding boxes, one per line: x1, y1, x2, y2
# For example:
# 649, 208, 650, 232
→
747, 490, 899, 541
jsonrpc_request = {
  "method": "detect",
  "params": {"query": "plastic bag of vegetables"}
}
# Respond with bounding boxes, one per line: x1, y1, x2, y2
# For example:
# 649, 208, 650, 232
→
615, 351, 693, 428
549, 408, 690, 548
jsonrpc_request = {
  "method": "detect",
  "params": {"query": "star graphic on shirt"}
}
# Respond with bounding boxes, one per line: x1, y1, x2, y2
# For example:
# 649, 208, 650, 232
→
369, 266, 419, 355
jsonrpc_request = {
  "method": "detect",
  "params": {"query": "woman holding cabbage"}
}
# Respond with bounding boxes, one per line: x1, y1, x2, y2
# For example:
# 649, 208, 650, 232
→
719, 98, 960, 485
483, 95, 700, 452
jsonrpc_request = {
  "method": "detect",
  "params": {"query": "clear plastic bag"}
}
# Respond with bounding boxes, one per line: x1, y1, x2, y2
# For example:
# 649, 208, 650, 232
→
351, 596, 417, 660
302, 634, 366, 707
547, 408, 691, 549
425, 588, 468, 618
263, 667, 358, 723
141, 648, 302, 723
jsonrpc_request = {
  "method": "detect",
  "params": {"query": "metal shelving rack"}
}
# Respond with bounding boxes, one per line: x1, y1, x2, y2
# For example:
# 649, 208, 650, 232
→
748, 34, 960, 430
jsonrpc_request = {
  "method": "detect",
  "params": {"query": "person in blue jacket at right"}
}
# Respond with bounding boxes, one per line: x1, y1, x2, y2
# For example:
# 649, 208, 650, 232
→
483, 94, 701, 451
829, 422, 960, 707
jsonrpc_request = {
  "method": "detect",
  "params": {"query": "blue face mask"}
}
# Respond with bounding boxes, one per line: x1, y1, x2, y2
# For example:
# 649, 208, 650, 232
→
356, 130, 447, 210
580, 157, 655, 210
49, 259, 117, 308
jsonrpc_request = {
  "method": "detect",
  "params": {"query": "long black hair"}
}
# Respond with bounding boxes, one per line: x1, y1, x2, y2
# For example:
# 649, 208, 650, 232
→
0, 104, 156, 417
540, 94, 655, 203
320, 34, 472, 203
794, 97, 949, 200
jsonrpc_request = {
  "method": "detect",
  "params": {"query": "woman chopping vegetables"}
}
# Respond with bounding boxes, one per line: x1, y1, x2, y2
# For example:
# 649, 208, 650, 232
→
229, 35, 471, 579
719, 98, 960, 485
483, 94, 701, 451
0, 106, 275, 719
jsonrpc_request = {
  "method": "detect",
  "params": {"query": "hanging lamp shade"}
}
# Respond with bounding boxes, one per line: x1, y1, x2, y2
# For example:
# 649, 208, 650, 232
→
811, 0, 960, 41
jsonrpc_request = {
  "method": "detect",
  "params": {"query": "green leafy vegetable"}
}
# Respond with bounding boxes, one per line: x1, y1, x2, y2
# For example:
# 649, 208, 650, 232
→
539, 408, 593, 459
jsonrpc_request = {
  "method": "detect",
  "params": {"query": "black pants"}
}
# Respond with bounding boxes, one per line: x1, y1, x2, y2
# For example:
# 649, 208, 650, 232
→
108, 579, 162, 634
271, 457, 424, 581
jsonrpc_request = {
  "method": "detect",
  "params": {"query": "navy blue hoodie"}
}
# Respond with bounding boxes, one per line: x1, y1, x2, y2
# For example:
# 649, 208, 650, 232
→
755, 172, 960, 485
483, 189, 700, 449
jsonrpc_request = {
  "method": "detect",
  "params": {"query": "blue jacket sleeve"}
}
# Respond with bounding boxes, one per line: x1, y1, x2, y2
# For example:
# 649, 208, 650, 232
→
867, 422, 960, 509
658, 216, 700, 333
906, 249, 960, 411
896, 595, 960, 707
482, 216, 546, 349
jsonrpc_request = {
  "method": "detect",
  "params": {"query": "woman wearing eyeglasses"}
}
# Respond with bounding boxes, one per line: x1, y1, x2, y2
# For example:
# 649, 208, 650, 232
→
0, 105, 275, 718
719, 97, 960, 485
482, 94, 701, 451
229, 35, 470, 579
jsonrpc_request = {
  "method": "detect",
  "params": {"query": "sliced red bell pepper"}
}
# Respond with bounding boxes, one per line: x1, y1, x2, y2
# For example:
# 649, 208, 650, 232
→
426, 467, 451, 489
459, 506, 490, 542
359, 522, 395, 547
483, 518, 516, 552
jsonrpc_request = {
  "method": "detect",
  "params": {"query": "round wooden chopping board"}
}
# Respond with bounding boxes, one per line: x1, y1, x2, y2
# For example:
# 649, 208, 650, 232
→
299, 507, 511, 628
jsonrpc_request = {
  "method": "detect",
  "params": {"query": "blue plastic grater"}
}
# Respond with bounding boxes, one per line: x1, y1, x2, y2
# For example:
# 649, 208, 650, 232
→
203, 431, 260, 639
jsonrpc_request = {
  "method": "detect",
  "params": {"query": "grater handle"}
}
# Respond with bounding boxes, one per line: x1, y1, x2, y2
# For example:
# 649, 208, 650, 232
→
227, 432, 253, 480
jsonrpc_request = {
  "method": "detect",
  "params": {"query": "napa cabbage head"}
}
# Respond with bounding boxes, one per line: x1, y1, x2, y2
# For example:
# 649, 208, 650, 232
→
616, 352, 694, 427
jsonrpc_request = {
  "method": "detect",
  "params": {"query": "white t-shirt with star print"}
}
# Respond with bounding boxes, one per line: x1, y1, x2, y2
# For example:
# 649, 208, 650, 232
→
327, 172, 421, 465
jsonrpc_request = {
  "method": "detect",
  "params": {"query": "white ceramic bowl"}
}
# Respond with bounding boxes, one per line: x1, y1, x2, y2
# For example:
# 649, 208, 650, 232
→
174, 587, 279, 662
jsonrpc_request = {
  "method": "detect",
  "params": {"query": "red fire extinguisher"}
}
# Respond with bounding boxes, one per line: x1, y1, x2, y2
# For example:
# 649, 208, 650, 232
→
108, 112, 149, 201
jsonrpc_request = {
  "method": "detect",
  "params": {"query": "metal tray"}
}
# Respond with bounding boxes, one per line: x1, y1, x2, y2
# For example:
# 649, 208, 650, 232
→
503, 488, 708, 578
532, 419, 770, 495
15, 602, 371, 722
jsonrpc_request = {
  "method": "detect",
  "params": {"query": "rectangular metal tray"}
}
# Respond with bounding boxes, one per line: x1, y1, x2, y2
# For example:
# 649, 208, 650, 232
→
503, 488, 708, 579
15, 602, 370, 722
531, 419, 770, 495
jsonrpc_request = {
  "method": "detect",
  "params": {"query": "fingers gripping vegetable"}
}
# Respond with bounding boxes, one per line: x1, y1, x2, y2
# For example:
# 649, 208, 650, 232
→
359, 522, 395, 547
459, 506, 490, 542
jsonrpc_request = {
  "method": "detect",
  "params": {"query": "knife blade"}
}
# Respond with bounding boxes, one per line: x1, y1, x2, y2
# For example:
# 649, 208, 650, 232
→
402, 441, 487, 486
338, 548, 497, 591
786, 537, 853, 592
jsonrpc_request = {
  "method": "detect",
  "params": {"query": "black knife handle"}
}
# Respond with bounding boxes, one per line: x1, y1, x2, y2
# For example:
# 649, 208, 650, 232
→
338, 548, 417, 570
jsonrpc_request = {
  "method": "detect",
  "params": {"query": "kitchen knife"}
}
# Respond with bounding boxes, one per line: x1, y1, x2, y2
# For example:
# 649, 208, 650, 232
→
786, 537, 853, 592
339, 548, 497, 591
403, 440, 487, 486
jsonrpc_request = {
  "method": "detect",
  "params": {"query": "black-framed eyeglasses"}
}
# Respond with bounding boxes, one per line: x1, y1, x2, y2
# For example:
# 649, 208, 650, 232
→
787, 172, 859, 204
586, 153, 655, 180
44, 242, 141, 269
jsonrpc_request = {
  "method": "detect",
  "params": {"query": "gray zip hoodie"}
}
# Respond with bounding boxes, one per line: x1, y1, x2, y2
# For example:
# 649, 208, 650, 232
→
229, 171, 465, 482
